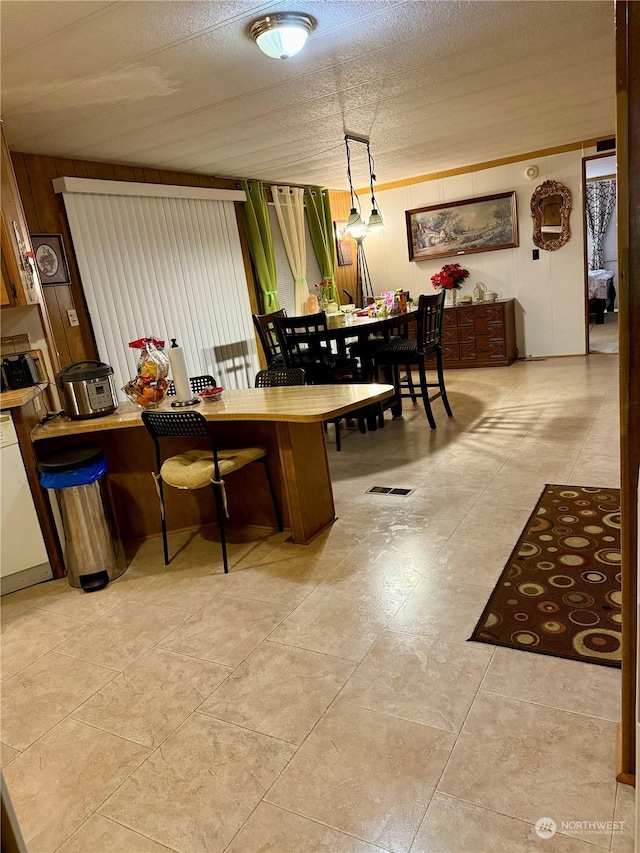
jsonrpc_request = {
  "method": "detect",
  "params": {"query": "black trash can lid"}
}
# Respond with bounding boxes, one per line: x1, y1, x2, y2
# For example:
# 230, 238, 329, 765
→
37, 444, 104, 473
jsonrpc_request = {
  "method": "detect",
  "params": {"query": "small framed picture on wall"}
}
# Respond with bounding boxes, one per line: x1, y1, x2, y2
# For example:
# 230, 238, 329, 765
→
334, 221, 353, 266
30, 234, 71, 285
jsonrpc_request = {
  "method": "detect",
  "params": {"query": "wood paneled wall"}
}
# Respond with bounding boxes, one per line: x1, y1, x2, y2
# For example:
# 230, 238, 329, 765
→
11, 151, 363, 369
329, 190, 358, 304
11, 153, 251, 368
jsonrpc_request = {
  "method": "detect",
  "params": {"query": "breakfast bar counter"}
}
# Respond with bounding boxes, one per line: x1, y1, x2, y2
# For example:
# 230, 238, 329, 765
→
32, 384, 393, 546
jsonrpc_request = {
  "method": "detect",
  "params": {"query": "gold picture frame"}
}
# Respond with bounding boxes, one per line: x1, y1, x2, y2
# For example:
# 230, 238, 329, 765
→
405, 191, 519, 262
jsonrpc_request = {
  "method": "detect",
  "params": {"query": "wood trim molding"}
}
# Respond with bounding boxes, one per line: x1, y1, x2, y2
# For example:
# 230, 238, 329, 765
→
615, 0, 638, 785
52, 176, 246, 202
359, 136, 613, 194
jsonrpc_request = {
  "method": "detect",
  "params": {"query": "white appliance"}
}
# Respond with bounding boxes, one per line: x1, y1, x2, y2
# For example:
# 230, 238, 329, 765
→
0, 410, 52, 593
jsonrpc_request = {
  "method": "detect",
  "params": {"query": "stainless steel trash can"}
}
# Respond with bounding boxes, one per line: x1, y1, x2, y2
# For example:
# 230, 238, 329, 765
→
38, 445, 126, 591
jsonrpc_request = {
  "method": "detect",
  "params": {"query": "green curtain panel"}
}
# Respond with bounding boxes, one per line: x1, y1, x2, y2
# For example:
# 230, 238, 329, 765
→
304, 187, 338, 304
240, 180, 280, 312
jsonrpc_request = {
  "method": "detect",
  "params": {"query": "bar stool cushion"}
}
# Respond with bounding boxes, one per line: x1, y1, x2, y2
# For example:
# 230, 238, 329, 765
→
161, 447, 266, 489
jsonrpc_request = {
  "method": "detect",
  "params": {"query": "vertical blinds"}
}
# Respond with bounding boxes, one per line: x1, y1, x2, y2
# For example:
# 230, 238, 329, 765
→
60, 189, 259, 397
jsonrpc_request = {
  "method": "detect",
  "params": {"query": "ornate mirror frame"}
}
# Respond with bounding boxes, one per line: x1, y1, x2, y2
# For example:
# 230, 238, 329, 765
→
530, 180, 572, 251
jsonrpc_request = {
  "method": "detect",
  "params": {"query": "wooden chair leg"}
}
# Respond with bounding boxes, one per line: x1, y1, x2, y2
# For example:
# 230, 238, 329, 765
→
391, 364, 403, 417
405, 365, 417, 402
436, 349, 453, 417
418, 360, 437, 429
334, 419, 342, 451
211, 482, 229, 573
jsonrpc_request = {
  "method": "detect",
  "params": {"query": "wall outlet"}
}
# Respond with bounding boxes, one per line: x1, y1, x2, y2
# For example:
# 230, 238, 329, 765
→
67, 309, 80, 327
33, 395, 41, 413
532, 249, 540, 261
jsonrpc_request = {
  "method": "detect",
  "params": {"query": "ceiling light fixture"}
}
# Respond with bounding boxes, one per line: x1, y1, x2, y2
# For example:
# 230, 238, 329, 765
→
249, 13, 316, 60
343, 133, 385, 305
343, 133, 385, 238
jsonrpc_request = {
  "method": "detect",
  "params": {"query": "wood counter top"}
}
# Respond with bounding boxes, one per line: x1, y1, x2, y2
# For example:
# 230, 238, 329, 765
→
0, 385, 45, 410
32, 384, 394, 440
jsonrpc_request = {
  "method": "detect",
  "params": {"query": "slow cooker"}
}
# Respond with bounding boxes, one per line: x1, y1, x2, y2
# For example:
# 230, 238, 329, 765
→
56, 361, 118, 420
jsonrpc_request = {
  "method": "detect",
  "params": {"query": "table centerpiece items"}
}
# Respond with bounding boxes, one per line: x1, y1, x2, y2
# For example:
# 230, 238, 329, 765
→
314, 281, 336, 312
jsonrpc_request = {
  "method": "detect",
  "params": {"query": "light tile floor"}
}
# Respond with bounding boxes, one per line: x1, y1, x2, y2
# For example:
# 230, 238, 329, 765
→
2, 354, 632, 853
589, 312, 618, 354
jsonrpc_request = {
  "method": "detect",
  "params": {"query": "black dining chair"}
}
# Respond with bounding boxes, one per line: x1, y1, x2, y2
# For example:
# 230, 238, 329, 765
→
255, 366, 354, 449
252, 309, 287, 369
254, 368, 306, 387
141, 410, 282, 572
273, 312, 366, 451
166, 374, 217, 397
373, 291, 452, 429
273, 311, 359, 385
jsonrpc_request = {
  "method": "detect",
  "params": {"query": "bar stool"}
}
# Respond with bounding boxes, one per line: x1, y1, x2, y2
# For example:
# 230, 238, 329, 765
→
252, 310, 287, 368
141, 410, 282, 572
274, 312, 367, 450
373, 291, 452, 429
166, 374, 216, 397
254, 368, 306, 387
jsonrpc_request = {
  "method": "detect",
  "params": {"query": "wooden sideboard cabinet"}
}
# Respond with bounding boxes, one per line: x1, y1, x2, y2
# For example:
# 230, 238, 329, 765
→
441, 298, 517, 368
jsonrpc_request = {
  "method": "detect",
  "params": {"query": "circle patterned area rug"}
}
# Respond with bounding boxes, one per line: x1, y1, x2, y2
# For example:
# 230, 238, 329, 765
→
470, 485, 621, 667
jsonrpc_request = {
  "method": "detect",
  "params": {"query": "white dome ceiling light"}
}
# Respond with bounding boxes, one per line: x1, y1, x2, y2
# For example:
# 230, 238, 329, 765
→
249, 13, 317, 60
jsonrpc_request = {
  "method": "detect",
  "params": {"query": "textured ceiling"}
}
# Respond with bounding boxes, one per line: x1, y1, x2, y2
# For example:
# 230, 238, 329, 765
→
0, 1, 615, 190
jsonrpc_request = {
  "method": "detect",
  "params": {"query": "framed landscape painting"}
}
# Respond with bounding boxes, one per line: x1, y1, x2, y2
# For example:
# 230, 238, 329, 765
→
406, 191, 518, 262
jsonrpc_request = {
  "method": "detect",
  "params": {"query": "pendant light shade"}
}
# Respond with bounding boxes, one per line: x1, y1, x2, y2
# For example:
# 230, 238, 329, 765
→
367, 208, 384, 233
250, 13, 316, 60
345, 207, 367, 239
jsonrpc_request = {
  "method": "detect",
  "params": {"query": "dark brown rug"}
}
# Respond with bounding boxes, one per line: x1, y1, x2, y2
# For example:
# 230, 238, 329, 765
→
470, 485, 621, 667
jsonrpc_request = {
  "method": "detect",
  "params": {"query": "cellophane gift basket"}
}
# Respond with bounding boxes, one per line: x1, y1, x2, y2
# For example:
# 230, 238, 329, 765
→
123, 337, 170, 408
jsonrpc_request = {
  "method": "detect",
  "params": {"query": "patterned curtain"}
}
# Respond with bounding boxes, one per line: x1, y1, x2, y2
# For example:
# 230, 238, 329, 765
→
585, 179, 616, 271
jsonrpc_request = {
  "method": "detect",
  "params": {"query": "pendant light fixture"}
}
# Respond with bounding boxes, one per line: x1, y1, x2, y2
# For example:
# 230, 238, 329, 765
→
249, 13, 316, 60
343, 134, 385, 237
344, 135, 367, 239
366, 141, 385, 233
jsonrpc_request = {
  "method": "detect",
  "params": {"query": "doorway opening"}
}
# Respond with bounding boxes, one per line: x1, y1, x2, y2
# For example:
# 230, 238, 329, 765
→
583, 153, 618, 354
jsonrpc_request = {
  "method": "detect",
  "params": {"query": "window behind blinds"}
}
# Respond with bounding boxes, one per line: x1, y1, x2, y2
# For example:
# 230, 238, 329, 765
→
60, 189, 259, 397
268, 206, 322, 316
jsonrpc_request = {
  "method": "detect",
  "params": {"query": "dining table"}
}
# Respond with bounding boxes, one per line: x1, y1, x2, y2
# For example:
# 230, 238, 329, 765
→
312, 308, 418, 423
321, 308, 417, 380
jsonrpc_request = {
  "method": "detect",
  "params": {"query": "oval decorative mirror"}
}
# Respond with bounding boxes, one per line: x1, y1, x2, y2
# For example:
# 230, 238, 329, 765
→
530, 180, 572, 251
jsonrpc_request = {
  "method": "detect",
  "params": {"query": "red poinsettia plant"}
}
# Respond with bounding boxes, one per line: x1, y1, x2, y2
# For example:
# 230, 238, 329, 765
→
431, 263, 470, 290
